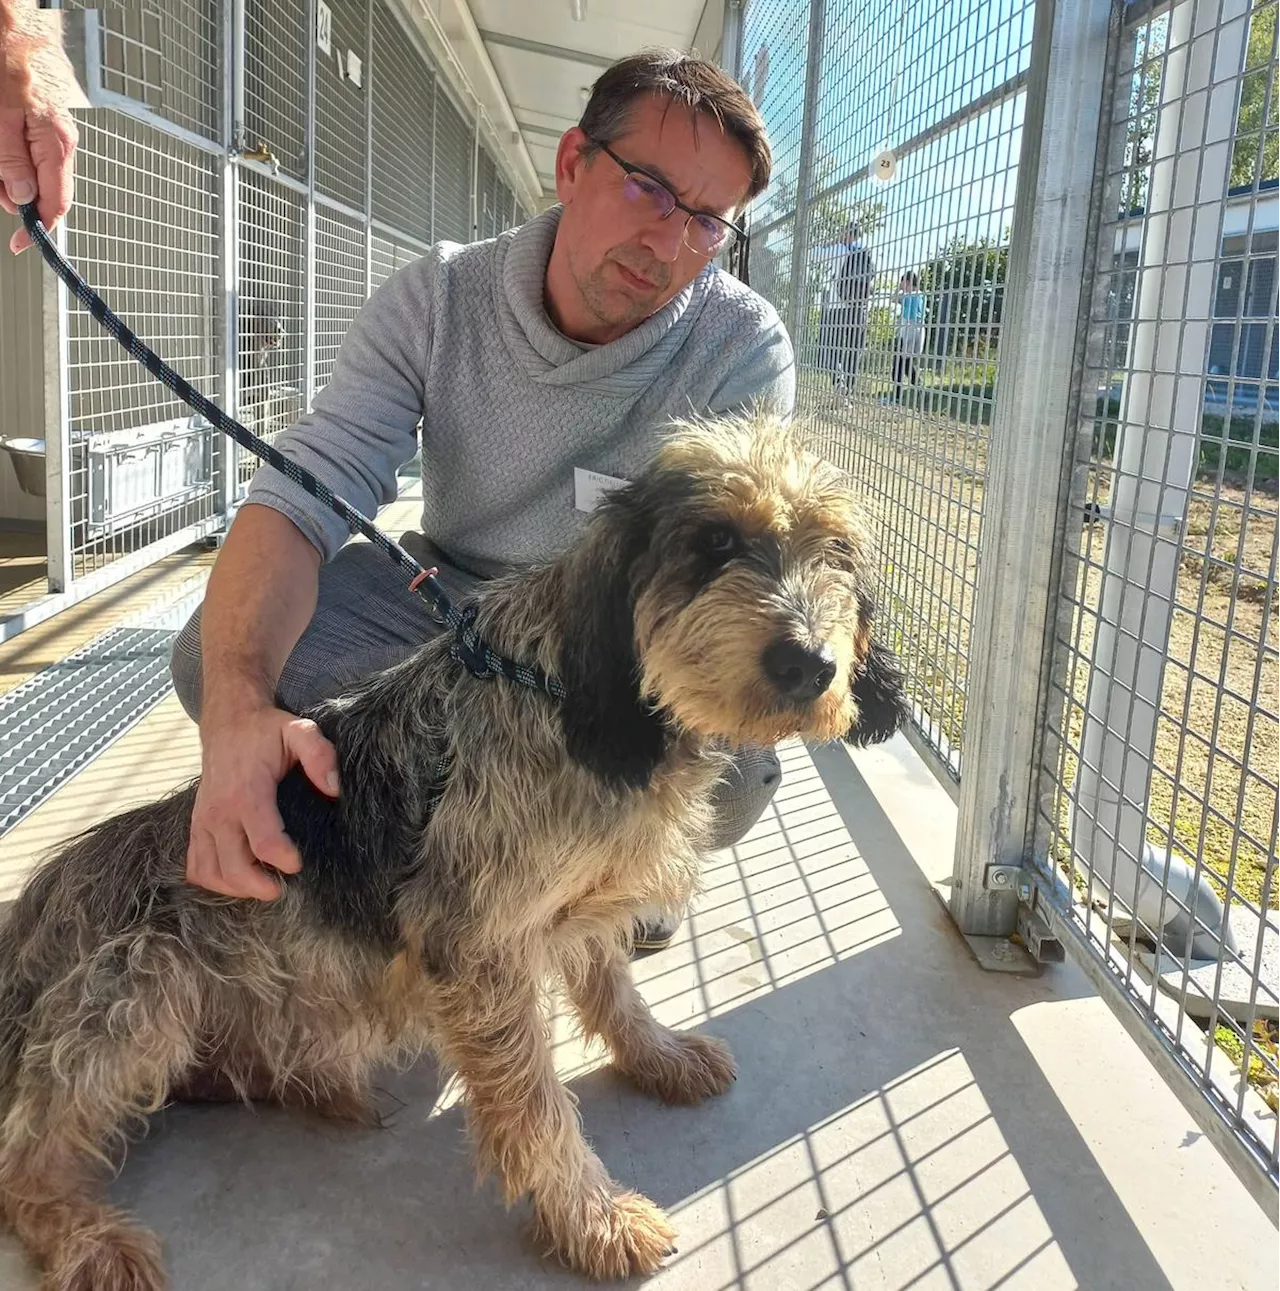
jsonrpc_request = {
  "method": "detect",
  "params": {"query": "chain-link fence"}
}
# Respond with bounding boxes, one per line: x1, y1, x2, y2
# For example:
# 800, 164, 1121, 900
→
1, 0, 532, 623
740, 0, 1277, 1209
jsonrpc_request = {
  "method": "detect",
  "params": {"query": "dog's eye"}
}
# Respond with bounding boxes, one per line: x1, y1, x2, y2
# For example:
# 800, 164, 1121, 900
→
700, 523, 741, 561
828, 537, 856, 564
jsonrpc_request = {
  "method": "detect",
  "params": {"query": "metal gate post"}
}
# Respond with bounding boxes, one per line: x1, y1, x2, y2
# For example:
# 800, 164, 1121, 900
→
217, 0, 242, 522
947, 0, 1114, 961
363, 0, 373, 299
471, 117, 480, 241
721, 0, 744, 82
33, 0, 72, 592
43, 217, 72, 593
304, 0, 318, 411
784, 0, 825, 351
429, 78, 437, 244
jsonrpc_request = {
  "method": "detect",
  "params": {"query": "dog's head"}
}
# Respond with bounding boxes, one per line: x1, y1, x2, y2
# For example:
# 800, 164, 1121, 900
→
558, 416, 910, 788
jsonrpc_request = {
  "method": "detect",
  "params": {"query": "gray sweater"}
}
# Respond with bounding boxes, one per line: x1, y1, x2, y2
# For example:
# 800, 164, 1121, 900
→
247, 206, 796, 578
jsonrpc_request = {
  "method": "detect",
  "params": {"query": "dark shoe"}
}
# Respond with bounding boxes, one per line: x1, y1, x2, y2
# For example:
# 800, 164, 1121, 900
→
632, 908, 682, 952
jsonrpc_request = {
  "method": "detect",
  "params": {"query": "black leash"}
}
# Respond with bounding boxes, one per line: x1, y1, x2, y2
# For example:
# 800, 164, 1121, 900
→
19, 203, 565, 703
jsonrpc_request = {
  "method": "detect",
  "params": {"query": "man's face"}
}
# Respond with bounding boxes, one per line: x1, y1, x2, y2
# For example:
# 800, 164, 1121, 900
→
550, 95, 753, 343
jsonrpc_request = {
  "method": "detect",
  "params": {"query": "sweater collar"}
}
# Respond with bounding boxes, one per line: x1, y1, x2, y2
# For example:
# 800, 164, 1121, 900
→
495, 205, 709, 392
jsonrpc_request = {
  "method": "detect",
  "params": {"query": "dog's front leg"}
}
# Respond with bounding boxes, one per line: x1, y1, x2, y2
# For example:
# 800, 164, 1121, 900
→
430, 966, 676, 1279
563, 937, 737, 1104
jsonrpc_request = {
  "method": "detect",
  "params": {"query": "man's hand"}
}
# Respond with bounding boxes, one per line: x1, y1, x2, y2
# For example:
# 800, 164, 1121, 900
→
0, 3, 86, 253
187, 701, 340, 901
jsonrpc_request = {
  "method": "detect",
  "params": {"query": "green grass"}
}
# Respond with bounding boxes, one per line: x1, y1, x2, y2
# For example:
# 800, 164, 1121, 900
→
798, 358, 1000, 424
1214, 1020, 1279, 1112
914, 380, 996, 427
1199, 413, 1280, 484
1093, 396, 1279, 486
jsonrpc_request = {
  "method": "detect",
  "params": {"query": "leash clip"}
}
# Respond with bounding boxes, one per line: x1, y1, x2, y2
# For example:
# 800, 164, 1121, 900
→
409, 566, 450, 626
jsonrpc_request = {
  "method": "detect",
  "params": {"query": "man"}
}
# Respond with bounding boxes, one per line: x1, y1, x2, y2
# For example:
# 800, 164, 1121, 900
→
817, 222, 875, 396
0, 0, 81, 253
171, 52, 797, 952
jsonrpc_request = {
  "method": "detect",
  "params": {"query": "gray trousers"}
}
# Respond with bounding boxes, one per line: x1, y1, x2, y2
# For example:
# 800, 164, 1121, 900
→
170, 538, 781, 852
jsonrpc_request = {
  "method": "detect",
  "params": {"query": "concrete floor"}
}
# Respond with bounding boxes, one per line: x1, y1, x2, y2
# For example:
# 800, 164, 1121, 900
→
0, 730, 1275, 1290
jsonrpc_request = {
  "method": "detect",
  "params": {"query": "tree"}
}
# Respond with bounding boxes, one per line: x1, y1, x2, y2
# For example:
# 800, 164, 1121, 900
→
919, 233, 1009, 358
1119, 15, 1167, 215
1122, 3, 1277, 207
1229, 0, 1279, 192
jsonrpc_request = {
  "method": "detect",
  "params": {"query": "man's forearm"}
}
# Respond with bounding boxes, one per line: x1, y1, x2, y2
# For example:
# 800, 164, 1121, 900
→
200, 503, 323, 718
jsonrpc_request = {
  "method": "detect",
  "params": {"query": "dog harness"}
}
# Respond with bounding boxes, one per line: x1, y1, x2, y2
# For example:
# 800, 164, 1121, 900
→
19, 203, 565, 703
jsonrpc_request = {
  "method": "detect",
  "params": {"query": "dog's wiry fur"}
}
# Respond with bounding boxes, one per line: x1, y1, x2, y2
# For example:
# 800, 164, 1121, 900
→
0, 416, 909, 1289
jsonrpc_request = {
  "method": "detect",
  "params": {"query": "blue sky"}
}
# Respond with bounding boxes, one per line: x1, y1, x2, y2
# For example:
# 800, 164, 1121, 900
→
743, 0, 1035, 283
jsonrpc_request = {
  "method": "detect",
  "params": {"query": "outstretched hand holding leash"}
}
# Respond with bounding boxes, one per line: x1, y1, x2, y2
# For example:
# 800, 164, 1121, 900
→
0, 0, 82, 253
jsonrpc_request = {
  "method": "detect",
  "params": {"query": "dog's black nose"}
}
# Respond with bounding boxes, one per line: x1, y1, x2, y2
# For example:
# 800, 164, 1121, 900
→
762, 639, 837, 700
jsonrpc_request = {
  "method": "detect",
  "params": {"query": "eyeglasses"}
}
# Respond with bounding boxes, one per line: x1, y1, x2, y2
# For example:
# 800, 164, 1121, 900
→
587, 137, 747, 258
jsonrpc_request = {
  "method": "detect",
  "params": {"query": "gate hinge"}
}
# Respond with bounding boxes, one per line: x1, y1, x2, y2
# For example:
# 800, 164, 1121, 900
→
984, 863, 1033, 904
984, 864, 1065, 964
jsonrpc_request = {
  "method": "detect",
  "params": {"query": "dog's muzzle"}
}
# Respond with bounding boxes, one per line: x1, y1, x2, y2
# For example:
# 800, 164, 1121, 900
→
761, 639, 837, 702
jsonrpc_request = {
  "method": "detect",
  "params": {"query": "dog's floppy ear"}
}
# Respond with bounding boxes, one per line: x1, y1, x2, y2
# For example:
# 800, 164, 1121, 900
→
844, 592, 911, 747
558, 486, 670, 791
845, 637, 911, 746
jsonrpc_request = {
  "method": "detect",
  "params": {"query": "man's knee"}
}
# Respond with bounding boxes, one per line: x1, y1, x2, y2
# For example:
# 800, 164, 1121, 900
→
707, 746, 782, 851
170, 604, 204, 723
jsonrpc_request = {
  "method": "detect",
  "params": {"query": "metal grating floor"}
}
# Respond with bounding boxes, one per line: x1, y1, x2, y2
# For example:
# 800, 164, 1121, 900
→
0, 625, 180, 837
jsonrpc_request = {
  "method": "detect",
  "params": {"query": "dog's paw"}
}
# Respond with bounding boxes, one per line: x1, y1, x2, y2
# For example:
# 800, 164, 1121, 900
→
45, 1219, 167, 1291
537, 1186, 676, 1280
621, 1029, 737, 1104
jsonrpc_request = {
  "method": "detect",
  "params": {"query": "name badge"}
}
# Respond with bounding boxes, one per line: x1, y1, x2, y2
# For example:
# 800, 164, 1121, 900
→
574, 467, 628, 513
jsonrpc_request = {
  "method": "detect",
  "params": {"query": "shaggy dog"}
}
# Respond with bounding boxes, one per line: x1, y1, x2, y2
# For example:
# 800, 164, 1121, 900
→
0, 416, 908, 1289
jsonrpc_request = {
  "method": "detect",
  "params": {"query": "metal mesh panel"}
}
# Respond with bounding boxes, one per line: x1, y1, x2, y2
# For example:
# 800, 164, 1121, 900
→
746, 0, 1034, 779
63, 111, 222, 577
495, 177, 513, 233
747, 219, 795, 339
490, 159, 502, 236
70, 0, 221, 143
433, 84, 473, 242
1036, 0, 1278, 1185
152, 0, 221, 141
370, 0, 433, 242
19, 0, 510, 617
314, 0, 369, 210
370, 230, 426, 291
314, 209, 368, 393
237, 170, 307, 489
477, 146, 498, 242
396, 243, 424, 273
244, 0, 308, 178
371, 231, 396, 291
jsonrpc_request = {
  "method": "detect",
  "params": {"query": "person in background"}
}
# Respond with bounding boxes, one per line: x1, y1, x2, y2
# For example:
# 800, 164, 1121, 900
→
828, 222, 875, 396
890, 269, 925, 401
